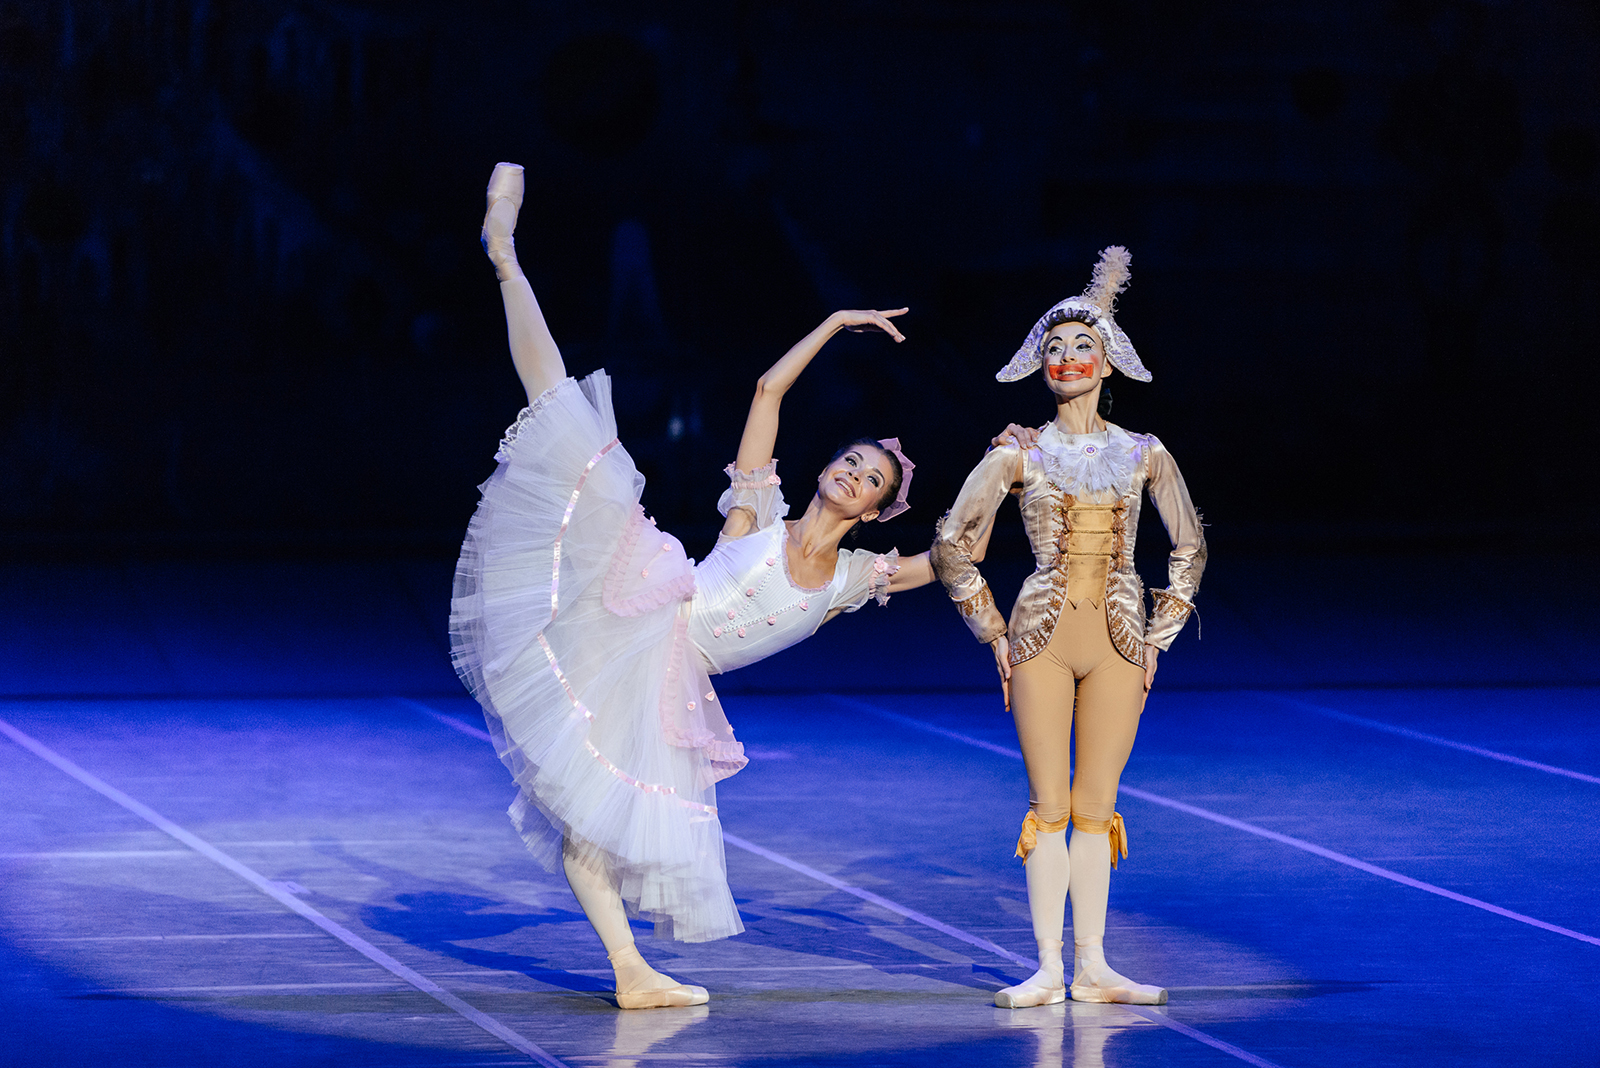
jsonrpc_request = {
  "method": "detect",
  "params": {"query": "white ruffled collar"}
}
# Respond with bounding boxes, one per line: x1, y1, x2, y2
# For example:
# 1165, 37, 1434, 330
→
1034, 423, 1139, 499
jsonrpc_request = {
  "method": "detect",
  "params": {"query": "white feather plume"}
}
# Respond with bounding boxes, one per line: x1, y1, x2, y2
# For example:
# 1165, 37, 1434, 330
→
1083, 245, 1132, 314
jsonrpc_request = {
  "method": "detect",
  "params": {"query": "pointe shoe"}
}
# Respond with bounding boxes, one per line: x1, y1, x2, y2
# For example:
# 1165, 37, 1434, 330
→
615, 982, 710, 1010
481, 162, 525, 281
995, 939, 1066, 1008
608, 944, 709, 1010
1069, 945, 1167, 1006
995, 972, 1067, 1009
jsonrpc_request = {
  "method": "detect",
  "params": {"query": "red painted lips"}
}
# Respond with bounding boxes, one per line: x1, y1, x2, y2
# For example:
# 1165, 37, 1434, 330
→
1047, 361, 1095, 381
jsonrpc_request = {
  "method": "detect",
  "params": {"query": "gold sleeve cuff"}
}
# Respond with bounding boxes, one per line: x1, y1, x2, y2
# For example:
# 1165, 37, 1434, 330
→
1151, 588, 1194, 622
952, 582, 1007, 644
957, 584, 994, 618
1145, 588, 1198, 651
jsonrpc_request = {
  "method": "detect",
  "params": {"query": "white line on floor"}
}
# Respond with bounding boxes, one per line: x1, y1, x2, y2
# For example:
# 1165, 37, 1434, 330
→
82, 982, 407, 995
0, 714, 570, 1068
0, 850, 195, 858
533, 964, 884, 975
1267, 694, 1600, 785
850, 698, 1600, 949
1119, 785, 1600, 948
403, 703, 1290, 1068
720, 832, 1034, 967
213, 840, 453, 847
719, 831, 1285, 1068
28, 933, 324, 942
406, 699, 495, 742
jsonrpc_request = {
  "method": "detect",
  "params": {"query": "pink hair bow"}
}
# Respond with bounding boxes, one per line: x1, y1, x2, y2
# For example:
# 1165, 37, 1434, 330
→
874, 437, 914, 521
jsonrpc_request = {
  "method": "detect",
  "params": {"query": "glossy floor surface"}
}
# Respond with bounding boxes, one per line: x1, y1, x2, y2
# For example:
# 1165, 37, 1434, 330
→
2, 555, 1596, 1067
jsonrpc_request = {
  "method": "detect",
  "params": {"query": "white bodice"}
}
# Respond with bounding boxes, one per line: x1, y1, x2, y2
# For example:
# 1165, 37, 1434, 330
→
689, 520, 885, 675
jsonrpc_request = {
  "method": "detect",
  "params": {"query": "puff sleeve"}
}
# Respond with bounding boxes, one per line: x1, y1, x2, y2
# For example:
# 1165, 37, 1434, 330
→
717, 459, 789, 530
832, 548, 901, 613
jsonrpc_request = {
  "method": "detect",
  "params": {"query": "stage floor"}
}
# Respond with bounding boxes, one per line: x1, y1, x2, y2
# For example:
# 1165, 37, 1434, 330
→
1, 558, 1596, 1066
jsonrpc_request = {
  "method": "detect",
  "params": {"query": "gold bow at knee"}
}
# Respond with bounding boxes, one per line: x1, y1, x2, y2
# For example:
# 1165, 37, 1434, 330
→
1014, 809, 1072, 861
1066, 811, 1130, 869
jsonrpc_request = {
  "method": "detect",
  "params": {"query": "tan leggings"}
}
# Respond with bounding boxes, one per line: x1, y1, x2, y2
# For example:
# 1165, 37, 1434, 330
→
1009, 599, 1146, 827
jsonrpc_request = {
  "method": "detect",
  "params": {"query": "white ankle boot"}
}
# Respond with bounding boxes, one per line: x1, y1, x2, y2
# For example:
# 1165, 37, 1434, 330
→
995, 937, 1067, 1008
1070, 941, 1167, 1005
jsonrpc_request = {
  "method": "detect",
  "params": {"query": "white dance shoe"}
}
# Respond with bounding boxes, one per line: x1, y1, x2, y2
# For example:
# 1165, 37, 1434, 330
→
481, 162, 524, 281
995, 938, 1067, 1008
1069, 943, 1167, 1005
608, 945, 709, 1010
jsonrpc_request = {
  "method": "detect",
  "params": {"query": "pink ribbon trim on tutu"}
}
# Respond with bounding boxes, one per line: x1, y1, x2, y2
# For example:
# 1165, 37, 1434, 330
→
658, 608, 748, 784
536, 631, 716, 816
551, 438, 621, 622
535, 436, 717, 816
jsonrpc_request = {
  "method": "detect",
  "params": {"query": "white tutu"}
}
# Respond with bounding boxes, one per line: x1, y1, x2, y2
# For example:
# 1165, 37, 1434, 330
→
450, 371, 742, 943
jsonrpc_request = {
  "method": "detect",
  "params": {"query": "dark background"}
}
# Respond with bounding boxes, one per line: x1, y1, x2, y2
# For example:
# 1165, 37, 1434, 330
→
4, 0, 1597, 566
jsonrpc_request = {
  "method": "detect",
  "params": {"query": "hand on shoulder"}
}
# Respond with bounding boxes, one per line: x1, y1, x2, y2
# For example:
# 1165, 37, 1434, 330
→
990, 423, 1042, 451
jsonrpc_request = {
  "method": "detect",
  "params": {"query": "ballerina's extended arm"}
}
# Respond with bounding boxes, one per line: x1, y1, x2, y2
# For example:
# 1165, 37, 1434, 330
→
722, 308, 907, 539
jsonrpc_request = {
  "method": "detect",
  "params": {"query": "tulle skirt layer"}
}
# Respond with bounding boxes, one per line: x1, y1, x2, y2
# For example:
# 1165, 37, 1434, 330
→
450, 372, 742, 943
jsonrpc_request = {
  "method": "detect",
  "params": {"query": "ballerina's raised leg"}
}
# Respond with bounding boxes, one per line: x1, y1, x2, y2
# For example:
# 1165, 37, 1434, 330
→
481, 163, 707, 1009
481, 162, 565, 403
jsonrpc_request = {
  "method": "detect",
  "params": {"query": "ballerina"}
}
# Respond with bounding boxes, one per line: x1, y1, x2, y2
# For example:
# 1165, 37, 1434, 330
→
450, 163, 940, 1008
932, 247, 1205, 1008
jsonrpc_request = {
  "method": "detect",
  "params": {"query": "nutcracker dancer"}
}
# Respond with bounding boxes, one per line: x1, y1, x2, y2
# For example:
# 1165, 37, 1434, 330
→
932, 248, 1204, 1007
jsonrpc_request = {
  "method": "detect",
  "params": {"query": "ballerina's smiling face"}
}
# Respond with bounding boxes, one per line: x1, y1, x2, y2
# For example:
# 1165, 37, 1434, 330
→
1042, 319, 1112, 400
816, 444, 895, 522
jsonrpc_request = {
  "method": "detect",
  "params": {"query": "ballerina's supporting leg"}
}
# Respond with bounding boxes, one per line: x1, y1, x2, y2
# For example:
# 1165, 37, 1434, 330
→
561, 841, 709, 1009
481, 162, 567, 403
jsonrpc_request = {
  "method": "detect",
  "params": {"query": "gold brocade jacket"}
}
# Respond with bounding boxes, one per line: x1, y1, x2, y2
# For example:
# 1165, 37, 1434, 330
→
930, 424, 1205, 668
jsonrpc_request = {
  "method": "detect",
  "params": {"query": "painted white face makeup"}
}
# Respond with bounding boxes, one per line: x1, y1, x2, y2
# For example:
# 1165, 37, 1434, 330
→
1042, 322, 1109, 398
